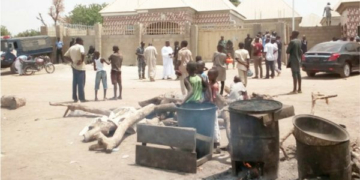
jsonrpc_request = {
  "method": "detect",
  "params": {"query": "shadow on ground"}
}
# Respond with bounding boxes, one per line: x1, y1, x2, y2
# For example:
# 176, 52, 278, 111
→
302, 72, 360, 80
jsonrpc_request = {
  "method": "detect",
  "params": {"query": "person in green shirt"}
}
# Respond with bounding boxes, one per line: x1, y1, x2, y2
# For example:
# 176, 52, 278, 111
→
286, 31, 303, 94
183, 61, 209, 104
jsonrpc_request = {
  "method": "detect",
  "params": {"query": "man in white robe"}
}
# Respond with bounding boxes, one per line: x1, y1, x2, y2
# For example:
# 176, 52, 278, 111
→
161, 41, 174, 79
144, 44, 158, 82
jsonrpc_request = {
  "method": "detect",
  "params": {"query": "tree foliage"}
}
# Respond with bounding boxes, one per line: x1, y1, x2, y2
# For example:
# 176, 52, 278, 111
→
48, 0, 65, 26
1, 25, 11, 36
15, 29, 41, 37
68, 3, 107, 25
230, 0, 240, 6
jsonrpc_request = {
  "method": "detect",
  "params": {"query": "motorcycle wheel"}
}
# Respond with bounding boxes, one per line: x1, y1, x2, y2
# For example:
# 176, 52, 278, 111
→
24, 66, 35, 75
45, 63, 55, 74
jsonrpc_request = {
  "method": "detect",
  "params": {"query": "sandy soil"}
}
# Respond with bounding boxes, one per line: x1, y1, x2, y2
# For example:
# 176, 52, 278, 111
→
1, 63, 359, 180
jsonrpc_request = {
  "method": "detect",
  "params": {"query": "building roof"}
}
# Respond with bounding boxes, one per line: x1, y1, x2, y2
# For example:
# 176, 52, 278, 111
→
237, 0, 301, 20
334, 0, 360, 13
99, 0, 147, 14
299, 13, 322, 27
100, 0, 245, 18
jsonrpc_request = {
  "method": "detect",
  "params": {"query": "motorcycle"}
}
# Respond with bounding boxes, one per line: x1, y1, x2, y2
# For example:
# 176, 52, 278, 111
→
23, 56, 55, 75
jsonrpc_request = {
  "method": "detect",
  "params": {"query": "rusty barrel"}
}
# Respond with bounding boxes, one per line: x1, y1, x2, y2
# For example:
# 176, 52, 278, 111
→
229, 100, 283, 179
177, 103, 217, 158
293, 115, 351, 180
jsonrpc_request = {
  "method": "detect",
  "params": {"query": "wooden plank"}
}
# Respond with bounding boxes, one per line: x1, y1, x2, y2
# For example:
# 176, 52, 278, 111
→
136, 145, 197, 173
137, 124, 196, 151
196, 153, 212, 167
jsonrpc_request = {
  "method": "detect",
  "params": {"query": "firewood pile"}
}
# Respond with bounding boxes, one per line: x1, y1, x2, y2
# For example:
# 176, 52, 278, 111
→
351, 141, 360, 180
50, 92, 183, 152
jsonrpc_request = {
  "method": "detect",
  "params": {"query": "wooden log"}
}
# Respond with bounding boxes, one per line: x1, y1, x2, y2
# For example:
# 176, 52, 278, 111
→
279, 128, 294, 160
138, 93, 182, 107
90, 104, 156, 152
1, 95, 26, 109
83, 120, 117, 142
49, 102, 112, 117
311, 92, 337, 115
154, 103, 177, 113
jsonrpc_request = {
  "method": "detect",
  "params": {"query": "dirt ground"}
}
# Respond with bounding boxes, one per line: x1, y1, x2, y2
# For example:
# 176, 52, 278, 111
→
1, 63, 359, 180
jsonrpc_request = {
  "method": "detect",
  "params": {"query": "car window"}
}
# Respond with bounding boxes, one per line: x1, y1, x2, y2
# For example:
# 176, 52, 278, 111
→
309, 43, 342, 52
14, 42, 18, 49
344, 43, 356, 52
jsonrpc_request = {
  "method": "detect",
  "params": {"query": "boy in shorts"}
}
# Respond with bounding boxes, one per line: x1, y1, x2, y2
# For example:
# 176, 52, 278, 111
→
108, 46, 123, 100
93, 51, 109, 101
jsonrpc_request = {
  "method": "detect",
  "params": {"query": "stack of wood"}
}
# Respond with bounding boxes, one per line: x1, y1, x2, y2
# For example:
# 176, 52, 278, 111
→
50, 92, 183, 152
351, 141, 360, 180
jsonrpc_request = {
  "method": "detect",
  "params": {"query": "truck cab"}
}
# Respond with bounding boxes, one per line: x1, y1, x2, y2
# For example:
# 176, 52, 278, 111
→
1, 36, 53, 72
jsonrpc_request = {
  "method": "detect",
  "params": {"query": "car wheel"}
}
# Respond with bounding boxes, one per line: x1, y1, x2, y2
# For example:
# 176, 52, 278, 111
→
306, 72, 316, 77
340, 63, 351, 78
10, 63, 18, 74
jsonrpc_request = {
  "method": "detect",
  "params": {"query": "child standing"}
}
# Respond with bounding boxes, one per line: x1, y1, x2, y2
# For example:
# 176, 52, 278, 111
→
93, 51, 109, 101
183, 61, 208, 103
108, 46, 123, 100
197, 60, 211, 102
207, 68, 221, 151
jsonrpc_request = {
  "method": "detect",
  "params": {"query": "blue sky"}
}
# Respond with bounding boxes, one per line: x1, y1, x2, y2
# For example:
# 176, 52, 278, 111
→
1, 0, 340, 35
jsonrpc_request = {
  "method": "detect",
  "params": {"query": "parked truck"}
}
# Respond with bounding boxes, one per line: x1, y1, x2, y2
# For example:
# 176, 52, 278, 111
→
1, 35, 53, 73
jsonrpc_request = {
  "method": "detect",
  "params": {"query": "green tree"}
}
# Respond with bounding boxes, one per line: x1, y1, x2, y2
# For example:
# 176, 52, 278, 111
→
69, 3, 107, 25
1, 25, 11, 36
15, 29, 41, 37
230, 0, 240, 6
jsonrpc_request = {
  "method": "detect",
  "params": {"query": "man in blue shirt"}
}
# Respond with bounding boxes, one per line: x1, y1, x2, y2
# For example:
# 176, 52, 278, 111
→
55, 37, 64, 63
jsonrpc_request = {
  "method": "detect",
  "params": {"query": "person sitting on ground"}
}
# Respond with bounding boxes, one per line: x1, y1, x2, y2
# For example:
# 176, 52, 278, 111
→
108, 46, 123, 100
183, 61, 209, 104
93, 51, 110, 101
227, 76, 248, 103
195, 56, 208, 71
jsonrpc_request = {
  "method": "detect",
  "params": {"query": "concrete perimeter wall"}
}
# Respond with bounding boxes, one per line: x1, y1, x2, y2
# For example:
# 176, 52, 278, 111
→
298, 26, 342, 49
41, 23, 342, 64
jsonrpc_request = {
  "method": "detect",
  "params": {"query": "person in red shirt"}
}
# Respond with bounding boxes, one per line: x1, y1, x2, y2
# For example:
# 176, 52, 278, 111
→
252, 37, 263, 78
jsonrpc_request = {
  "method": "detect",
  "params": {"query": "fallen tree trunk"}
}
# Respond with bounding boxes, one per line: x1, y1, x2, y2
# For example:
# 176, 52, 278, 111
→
138, 93, 182, 107
89, 104, 156, 152
154, 103, 177, 113
49, 102, 112, 117
83, 120, 117, 142
1, 96, 26, 109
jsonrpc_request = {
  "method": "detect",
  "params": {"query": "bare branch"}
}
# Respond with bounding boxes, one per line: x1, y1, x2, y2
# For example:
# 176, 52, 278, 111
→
36, 13, 47, 26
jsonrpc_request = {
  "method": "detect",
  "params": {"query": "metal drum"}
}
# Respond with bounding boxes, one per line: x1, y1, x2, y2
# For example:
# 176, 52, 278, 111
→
177, 103, 217, 158
293, 115, 351, 180
229, 99, 283, 179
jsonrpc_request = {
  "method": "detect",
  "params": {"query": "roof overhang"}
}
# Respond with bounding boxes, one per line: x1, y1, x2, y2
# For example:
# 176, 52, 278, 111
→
336, 1, 360, 13
244, 16, 302, 22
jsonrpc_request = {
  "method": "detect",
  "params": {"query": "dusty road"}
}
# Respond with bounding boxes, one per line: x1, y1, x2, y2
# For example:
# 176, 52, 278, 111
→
1, 63, 359, 180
